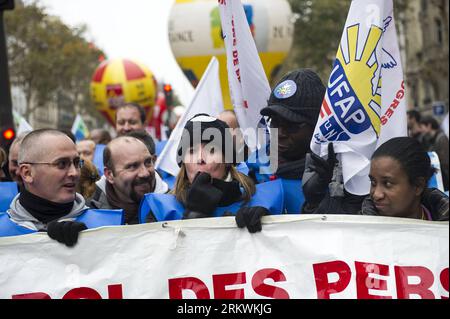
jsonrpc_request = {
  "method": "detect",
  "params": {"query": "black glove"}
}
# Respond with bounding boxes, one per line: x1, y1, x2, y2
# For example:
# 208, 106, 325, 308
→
47, 221, 87, 247
184, 172, 223, 218
235, 206, 269, 233
302, 143, 337, 204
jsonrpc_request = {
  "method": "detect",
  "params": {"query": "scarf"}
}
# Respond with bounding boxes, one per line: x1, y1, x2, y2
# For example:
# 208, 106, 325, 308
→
276, 158, 306, 180
19, 189, 74, 224
105, 182, 139, 224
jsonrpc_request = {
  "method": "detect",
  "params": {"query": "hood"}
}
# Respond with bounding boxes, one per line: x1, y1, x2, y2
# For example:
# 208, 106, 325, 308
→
7, 193, 87, 231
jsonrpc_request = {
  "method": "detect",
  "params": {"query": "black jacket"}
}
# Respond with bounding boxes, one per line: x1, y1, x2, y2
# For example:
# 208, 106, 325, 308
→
360, 188, 449, 221
302, 190, 365, 215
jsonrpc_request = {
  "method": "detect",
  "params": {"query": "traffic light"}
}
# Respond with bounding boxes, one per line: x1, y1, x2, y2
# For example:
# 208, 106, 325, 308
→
163, 83, 173, 107
0, 126, 15, 150
1, 0, 15, 150
0, 0, 14, 11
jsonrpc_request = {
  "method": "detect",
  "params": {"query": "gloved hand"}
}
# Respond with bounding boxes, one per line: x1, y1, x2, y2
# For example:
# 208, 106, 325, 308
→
184, 172, 223, 218
235, 206, 269, 233
302, 143, 337, 204
47, 221, 87, 247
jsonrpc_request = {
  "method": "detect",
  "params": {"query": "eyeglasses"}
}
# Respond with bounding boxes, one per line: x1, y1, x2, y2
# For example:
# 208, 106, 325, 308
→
21, 157, 84, 170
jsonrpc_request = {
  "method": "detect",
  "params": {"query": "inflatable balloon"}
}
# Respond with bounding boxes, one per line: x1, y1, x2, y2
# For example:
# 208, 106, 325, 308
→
169, 0, 294, 108
90, 59, 157, 126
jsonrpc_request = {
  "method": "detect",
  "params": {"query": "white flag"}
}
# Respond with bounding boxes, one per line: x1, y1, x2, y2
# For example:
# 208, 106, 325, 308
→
311, 0, 407, 195
219, 0, 272, 151
155, 57, 224, 177
13, 111, 33, 135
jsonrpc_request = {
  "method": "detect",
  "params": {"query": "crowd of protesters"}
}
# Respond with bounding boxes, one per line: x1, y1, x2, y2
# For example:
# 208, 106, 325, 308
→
0, 69, 448, 247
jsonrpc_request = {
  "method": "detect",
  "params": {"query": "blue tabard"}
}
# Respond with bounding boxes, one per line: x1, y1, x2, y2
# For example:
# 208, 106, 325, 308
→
280, 178, 304, 214
0, 212, 35, 237
0, 209, 124, 237
75, 209, 124, 229
0, 182, 18, 212
93, 144, 106, 176
139, 179, 285, 223
236, 162, 249, 176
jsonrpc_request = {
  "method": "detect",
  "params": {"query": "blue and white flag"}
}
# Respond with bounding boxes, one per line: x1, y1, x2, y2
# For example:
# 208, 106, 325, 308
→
219, 0, 272, 151
71, 114, 90, 141
311, 0, 407, 195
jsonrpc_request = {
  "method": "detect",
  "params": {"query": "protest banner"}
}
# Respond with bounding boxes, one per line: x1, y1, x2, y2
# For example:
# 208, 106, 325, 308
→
0, 215, 448, 299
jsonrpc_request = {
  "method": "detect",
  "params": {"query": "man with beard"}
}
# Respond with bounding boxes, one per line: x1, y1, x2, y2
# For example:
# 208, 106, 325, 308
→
88, 136, 169, 224
257, 69, 326, 213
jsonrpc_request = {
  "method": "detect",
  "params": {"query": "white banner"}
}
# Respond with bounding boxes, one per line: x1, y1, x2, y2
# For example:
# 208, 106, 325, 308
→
0, 215, 448, 299
311, 0, 407, 195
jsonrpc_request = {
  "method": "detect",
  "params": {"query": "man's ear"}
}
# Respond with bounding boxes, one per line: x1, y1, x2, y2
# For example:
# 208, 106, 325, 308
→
104, 167, 115, 184
19, 164, 33, 184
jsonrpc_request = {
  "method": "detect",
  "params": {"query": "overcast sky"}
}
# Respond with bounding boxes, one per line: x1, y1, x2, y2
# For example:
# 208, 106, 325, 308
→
25, 0, 195, 105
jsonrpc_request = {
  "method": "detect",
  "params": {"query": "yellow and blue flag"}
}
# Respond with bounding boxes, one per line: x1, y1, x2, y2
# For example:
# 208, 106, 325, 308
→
311, 0, 407, 195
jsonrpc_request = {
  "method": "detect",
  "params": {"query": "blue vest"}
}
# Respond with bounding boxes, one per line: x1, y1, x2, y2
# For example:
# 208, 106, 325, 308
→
0, 212, 35, 237
280, 178, 304, 214
246, 149, 274, 184
0, 182, 18, 212
93, 144, 106, 176
139, 179, 285, 222
0, 209, 124, 238
75, 209, 124, 229
236, 162, 249, 176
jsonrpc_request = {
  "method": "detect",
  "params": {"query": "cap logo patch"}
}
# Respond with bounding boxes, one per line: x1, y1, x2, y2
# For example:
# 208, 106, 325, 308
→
274, 80, 297, 99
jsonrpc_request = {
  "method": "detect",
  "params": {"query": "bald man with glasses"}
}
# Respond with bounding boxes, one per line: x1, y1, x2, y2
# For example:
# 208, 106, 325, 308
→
4, 129, 116, 246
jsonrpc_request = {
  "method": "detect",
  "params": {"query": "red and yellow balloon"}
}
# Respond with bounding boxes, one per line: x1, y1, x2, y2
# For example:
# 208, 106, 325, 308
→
90, 59, 157, 126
